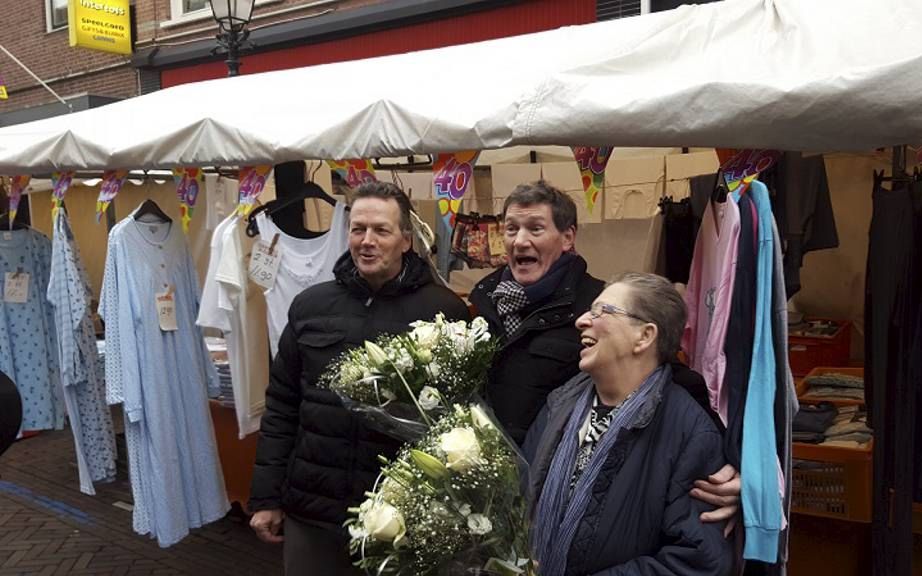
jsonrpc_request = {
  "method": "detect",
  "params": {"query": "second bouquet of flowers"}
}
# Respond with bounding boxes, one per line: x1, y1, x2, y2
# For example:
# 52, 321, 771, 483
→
347, 404, 534, 576
319, 313, 496, 440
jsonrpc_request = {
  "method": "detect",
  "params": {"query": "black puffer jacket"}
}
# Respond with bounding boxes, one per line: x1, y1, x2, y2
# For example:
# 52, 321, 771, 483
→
525, 371, 732, 576
469, 255, 604, 444
248, 252, 470, 531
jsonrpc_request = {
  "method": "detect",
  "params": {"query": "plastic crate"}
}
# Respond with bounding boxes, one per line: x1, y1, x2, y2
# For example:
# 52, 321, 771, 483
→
798, 366, 865, 407
788, 318, 851, 377
791, 441, 872, 523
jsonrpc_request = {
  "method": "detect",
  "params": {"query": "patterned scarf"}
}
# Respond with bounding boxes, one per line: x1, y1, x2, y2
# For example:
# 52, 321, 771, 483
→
489, 252, 577, 338
569, 388, 639, 491
531, 365, 670, 576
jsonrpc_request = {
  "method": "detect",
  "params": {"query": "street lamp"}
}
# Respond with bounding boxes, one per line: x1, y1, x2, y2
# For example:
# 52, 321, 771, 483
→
209, 0, 255, 77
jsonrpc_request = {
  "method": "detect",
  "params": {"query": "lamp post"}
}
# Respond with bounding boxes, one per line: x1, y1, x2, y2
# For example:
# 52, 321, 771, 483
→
209, 0, 255, 77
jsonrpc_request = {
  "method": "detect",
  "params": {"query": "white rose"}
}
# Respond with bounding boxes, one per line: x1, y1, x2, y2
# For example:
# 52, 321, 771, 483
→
411, 323, 441, 349
363, 501, 406, 544
418, 386, 442, 411
393, 349, 414, 374
467, 513, 493, 536
439, 427, 482, 472
469, 405, 496, 431
427, 362, 442, 379
470, 316, 492, 343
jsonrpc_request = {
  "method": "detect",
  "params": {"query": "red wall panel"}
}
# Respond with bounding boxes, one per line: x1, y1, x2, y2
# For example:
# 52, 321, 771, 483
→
161, 0, 595, 87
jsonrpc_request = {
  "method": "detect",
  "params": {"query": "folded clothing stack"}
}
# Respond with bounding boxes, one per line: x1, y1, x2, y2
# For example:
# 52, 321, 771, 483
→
802, 372, 865, 400
204, 337, 235, 407
793, 403, 872, 447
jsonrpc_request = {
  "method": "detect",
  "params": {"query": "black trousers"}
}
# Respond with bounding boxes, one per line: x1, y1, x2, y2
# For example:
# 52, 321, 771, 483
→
283, 517, 360, 576
865, 182, 920, 576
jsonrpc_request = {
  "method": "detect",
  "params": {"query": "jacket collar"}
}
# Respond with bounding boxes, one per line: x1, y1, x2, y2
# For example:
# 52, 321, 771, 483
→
472, 253, 589, 332
546, 365, 671, 432
333, 250, 434, 300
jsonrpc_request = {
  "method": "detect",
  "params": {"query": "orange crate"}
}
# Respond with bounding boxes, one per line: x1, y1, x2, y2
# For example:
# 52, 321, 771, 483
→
798, 366, 865, 407
788, 319, 851, 377
791, 440, 872, 523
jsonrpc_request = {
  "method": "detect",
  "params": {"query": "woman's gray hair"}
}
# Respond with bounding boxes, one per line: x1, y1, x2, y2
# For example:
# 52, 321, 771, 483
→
608, 271, 687, 363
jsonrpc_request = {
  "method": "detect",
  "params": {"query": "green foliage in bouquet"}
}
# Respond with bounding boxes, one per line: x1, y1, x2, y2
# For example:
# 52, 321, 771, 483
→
320, 314, 496, 417
347, 405, 534, 576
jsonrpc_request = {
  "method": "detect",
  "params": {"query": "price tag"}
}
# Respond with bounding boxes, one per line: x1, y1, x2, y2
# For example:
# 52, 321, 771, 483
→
3, 272, 29, 303
248, 235, 281, 289
488, 223, 505, 257
2, 232, 11, 241
156, 286, 178, 331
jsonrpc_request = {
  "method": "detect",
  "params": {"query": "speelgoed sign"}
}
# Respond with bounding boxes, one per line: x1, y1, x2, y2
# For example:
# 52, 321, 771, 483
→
68, 0, 132, 55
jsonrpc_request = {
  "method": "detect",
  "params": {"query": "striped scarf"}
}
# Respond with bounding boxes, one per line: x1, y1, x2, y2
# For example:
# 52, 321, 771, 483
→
531, 365, 670, 576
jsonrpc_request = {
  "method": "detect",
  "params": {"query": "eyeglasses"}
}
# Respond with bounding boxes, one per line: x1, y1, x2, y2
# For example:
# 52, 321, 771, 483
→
588, 302, 650, 324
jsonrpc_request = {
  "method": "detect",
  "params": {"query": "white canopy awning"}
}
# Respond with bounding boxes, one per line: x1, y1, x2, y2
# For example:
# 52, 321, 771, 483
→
0, 0, 920, 172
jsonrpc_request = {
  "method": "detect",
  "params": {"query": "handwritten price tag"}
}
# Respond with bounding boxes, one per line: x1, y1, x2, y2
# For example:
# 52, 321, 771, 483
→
156, 287, 178, 331
3, 272, 29, 303
248, 238, 281, 289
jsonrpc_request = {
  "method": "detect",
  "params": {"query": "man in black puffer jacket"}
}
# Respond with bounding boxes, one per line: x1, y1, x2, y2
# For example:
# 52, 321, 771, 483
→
248, 182, 469, 575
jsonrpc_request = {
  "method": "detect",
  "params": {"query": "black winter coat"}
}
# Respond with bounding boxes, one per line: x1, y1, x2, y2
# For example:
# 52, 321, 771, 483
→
524, 372, 733, 576
248, 252, 470, 531
469, 255, 605, 445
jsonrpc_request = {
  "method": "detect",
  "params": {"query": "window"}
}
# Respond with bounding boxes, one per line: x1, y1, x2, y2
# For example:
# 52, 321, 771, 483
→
48, 0, 68, 30
183, 0, 209, 12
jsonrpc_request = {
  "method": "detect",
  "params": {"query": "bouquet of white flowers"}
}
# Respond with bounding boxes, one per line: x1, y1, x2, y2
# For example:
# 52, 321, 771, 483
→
319, 314, 496, 440
348, 404, 534, 576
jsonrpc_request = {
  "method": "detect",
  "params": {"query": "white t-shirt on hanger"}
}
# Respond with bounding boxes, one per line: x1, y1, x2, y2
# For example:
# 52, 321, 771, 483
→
256, 201, 349, 358
197, 214, 270, 438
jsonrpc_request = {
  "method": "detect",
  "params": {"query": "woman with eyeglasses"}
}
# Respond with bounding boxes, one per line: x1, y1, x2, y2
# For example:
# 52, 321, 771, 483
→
524, 272, 732, 576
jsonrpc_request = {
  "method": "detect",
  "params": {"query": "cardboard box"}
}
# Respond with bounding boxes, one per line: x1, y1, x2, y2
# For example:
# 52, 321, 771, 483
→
664, 150, 719, 199
491, 163, 542, 198
604, 156, 666, 220
542, 162, 603, 224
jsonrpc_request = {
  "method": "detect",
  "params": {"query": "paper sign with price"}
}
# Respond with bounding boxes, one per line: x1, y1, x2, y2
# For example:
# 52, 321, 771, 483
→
156, 287, 178, 331
248, 236, 281, 289
3, 272, 29, 303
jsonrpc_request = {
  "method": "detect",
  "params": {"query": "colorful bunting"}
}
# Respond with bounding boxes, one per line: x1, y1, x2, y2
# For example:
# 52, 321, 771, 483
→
172, 168, 205, 233
235, 165, 272, 216
433, 151, 480, 228
51, 171, 75, 220
326, 159, 377, 188
571, 146, 613, 213
95, 170, 128, 222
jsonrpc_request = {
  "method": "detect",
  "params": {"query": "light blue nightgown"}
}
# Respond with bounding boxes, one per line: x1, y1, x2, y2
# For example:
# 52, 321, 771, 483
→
0, 227, 65, 431
47, 210, 117, 495
100, 210, 228, 548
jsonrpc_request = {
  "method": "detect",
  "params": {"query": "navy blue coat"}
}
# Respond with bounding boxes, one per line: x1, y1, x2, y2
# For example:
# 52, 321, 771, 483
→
525, 371, 733, 576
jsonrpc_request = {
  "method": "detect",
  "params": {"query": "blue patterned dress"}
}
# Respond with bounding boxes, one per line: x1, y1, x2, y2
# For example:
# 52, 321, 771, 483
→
0, 227, 64, 431
100, 210, 228, 547
47, 210, 117, 495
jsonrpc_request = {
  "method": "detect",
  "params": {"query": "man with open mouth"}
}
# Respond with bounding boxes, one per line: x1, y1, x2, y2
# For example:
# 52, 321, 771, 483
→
469, 180, 741, 530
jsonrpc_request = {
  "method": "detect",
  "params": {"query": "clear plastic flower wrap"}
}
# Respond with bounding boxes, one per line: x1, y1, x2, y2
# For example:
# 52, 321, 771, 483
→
319, 314, 497, 442
347, 403, 535, 576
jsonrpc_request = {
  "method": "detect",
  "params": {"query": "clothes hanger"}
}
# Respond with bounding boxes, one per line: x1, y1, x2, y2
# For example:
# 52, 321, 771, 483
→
711, 171, 730, 204
133, 198, 172, 223
245, 181, 338, 238
0, 212, 27, 231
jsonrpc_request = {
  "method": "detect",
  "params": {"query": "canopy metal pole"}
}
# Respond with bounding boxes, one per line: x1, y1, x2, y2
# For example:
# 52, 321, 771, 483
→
0, 44, 72, 112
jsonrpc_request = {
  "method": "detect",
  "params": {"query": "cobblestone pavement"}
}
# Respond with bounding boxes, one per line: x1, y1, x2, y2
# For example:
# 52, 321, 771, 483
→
0, 427, 283, 575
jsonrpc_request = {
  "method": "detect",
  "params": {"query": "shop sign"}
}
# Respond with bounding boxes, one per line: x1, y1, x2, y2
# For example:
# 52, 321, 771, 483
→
433, 151, 479, 228
68, 0, 132, 55
0, 74, 8, 100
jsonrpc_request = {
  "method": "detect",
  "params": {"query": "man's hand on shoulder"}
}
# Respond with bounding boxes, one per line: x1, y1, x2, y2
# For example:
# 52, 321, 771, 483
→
690, 464, 740, 537
250, 508, 285, 544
